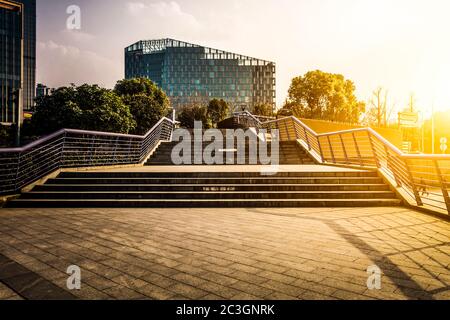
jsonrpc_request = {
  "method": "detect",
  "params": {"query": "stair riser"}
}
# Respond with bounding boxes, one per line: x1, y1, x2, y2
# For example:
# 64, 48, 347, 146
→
59, 172, 379, 178
33, 185, 390, 192
21, 193, 397, 200
7, 200, 402, 209
48, 178, 385, 185
145, 159, 314, 166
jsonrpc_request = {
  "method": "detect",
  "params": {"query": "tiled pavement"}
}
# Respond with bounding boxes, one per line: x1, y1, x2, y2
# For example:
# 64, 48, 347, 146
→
0, 206, 448, 300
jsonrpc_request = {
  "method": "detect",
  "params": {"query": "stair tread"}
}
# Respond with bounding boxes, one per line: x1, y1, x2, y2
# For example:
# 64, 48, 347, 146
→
40, 183, 388, 187
27, 191, 395, 194
11, 198, 401, 203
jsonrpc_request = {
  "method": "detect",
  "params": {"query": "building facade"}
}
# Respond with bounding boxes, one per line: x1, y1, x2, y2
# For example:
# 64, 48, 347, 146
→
36, 83, 51, 98
125, 39, 276, 111
0, 0, 35, 125
0, 0, 23, 124
16, 0, 35, 112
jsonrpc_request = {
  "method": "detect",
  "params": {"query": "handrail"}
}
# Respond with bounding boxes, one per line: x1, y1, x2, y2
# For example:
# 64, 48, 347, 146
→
0, 117, 175, 195
234, 111, 450, 215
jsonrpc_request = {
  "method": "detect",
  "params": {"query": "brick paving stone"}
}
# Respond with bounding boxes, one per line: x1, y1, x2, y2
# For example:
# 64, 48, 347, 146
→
136, 283, 176, 300
0, 206, 448, 300
167, 283, 209, 299
229, 281, 273, 298
102, 285, 146, 300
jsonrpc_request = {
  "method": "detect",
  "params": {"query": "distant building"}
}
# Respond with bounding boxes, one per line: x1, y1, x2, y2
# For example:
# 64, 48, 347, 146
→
0, 0, 35, 125
125, 39, 276, 111
36, 83, 52, 98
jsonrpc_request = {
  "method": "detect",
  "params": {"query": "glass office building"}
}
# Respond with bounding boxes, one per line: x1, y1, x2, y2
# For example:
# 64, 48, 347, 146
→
125, 39, 276, 111
0, 0, 35, 125
16, 0, 36, 112
0, 0, 23, 124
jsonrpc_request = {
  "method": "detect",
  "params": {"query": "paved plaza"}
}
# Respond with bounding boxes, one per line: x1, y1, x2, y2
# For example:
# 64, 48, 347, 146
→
0, 206, 448, 300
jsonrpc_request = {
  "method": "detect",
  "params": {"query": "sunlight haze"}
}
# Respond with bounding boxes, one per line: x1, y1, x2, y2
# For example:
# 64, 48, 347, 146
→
36, 0, 450, 117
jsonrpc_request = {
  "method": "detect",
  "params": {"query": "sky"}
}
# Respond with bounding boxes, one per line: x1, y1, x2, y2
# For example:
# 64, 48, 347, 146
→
37, 0, 450, 118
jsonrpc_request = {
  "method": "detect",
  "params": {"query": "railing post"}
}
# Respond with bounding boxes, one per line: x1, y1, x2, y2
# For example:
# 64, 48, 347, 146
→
386, 145, 402, 188
317, 137, 325, 163
112, 136, 119, 164
352, 132, 363, 167
327, 136, 336, 163
434, 160, 450, 213
285, 119, 291, 141
404, 158, 423, 206
304, 127, 311, 150
339, 134, 349, 164
368, 131, 380, 168
14, 152, 22, 193
61, 131, 67, 167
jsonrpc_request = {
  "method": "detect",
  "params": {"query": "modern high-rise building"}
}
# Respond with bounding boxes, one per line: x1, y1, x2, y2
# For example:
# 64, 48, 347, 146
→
125, 39, 276, 111
0, 0, 23, 124
16, 0, 36, 112
0, 0, 35, 125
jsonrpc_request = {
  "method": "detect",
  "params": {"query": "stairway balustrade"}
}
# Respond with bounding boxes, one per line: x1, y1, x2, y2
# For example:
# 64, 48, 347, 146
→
235, 111, 450, 215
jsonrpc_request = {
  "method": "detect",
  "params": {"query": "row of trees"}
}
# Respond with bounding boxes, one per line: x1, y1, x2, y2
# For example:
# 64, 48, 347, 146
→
1, 71, 401, 147
27, 78, 170, 137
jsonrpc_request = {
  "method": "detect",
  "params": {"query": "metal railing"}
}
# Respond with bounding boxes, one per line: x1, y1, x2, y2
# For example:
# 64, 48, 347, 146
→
0, 117, 174, 195
235, 112, 450, 215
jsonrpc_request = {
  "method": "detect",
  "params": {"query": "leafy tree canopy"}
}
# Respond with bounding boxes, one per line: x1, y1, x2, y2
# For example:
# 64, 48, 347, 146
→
178, 105, 212, 129
207, 99, 230, 127
31, 84, 135, 135
114, 78, 171, 135
285, 70, 365, 123
253, 103, 274, 117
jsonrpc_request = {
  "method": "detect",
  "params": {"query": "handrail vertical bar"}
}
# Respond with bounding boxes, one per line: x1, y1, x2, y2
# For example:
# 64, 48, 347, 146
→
304, 127, 311, 150
404, 158, 423, 206
352, 132, 363, 167
339, 134, 349, 164
317, 137, 325, 163
327, 136, 335, 163
434, 160, 450, 213
368, 131, 380, 168
386, 145, 402, 188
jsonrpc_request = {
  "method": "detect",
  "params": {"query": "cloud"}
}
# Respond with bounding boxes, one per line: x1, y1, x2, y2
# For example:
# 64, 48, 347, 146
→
60, 29, 96, 43
37, 41, 122, 89
126, 2, 147, 15
126, 1, 201, 31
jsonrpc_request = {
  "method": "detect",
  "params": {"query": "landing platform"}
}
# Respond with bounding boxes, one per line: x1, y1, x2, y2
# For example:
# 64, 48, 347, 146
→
0, 206, 448, 300
83, 165, 372, 174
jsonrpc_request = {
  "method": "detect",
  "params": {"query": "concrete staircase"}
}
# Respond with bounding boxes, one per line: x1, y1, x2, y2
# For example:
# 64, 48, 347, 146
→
146, 140, 314, 165
7, 170, 402, 208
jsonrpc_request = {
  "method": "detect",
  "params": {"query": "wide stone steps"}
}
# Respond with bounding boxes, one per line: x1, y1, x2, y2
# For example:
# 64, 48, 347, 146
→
7, 170, 402, 208
146, 140, 314, 165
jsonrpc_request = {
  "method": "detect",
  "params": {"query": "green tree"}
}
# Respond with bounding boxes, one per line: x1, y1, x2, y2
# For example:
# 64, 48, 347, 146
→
31, 84, 135, 135
114, 78, 171, 135
253, 103, 274, 117
285, 70, 365, 123
207, 99, 230, 127
178, 105, 211, 129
